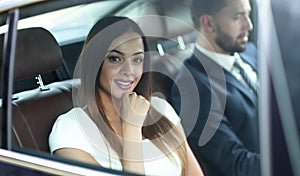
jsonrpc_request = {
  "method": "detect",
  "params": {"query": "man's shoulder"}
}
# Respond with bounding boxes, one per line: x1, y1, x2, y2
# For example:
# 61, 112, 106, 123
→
182, 49, 225, 79
174, 54, 212, 93
182, 50, 206, 72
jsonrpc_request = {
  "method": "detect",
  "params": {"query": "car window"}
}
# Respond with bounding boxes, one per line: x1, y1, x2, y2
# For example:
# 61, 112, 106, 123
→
3, 0, 299, 176
0, 1, 137, 175
0, 1, 124, 46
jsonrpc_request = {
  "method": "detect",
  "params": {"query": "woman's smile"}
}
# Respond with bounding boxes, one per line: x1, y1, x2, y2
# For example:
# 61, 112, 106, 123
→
114, 79, 134, 90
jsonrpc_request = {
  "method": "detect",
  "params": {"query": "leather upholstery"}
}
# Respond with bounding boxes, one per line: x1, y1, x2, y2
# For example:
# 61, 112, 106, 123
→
0, 27, 62, 80
0, 27, 76, 152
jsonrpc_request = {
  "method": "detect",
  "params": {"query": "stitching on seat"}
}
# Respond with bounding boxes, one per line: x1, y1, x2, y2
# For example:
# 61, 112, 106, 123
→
12, 126, 23, 148
14, 103, 40, 150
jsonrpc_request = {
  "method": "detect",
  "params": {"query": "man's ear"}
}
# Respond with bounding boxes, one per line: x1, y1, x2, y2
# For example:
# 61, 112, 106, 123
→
200, 14, 216, 33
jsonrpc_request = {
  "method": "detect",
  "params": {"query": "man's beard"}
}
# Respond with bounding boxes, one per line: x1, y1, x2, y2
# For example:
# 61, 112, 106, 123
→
215, 24, 247, 54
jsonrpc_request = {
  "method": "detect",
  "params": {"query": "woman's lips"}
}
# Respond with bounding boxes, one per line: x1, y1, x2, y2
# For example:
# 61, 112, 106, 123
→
115, 79, 134, 90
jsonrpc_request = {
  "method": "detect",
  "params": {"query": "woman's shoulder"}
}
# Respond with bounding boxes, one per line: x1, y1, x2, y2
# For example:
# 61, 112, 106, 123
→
150, 96, 180, 125
50, 107, 93, 138
55, 107, 87, 122
49, 107, 104, 154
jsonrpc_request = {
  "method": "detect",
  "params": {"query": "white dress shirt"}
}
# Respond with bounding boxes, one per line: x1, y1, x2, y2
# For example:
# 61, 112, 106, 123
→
195, 43, 257, 90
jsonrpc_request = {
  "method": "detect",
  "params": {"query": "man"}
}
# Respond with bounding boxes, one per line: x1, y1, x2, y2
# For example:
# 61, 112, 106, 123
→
170, 0, 260, 175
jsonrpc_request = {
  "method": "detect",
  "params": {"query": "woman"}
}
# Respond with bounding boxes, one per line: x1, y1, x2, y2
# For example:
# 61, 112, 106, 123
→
49, 16, 203, 176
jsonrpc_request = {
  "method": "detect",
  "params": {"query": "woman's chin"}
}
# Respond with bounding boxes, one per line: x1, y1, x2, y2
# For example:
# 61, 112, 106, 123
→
111, 91, 130, 100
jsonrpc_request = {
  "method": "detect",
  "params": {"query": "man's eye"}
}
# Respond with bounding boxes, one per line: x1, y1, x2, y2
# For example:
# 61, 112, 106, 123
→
133, 57, 144, 64
108, 56, 121, 63
234, 15, 242, 20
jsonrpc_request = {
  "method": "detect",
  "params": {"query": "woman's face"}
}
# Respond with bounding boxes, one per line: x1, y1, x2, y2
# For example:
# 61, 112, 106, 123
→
99, 32, 144, 99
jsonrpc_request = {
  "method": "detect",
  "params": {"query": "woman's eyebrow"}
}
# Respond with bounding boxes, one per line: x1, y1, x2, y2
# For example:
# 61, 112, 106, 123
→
108, 49, 144, 56
108, 49, 124, 55
133, 51, 144, 55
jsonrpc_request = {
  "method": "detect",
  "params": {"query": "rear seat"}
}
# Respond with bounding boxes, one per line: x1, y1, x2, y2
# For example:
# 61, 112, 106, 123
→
132, 0, 196, 102
0, 27, 78, 152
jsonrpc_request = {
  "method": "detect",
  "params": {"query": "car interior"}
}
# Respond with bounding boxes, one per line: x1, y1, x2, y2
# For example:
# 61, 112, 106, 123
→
0, 0, 200, 154
5, 0, 295, 176
0, 2, 201, 175
0, 27, 80, 152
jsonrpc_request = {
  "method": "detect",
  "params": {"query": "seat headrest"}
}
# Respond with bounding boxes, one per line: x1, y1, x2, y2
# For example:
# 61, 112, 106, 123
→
0, 27, 63, 80
134, 1, 195, 39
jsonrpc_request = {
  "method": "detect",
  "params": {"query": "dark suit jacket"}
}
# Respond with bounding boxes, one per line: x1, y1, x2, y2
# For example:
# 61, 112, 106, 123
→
170, 43, 260, 176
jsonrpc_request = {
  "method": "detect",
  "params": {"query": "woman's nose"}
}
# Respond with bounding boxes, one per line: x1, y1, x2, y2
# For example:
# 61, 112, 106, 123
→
120, 61, 134, 76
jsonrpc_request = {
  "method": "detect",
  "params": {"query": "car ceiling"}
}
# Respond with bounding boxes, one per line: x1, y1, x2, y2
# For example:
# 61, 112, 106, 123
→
0, 0, 133, 27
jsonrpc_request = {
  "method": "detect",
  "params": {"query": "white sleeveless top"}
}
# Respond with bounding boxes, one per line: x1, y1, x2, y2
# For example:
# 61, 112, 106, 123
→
49, 97, 182, 176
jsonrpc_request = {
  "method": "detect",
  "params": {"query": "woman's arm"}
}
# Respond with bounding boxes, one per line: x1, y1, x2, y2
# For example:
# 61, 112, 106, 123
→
122, 123, 145, 174
185, 140, 205, 176
120, 92, 150, 175
54, 148, 100, 166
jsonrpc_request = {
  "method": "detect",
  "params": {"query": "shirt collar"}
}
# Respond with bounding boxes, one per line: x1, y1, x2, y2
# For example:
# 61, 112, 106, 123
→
195, 43, 237, 72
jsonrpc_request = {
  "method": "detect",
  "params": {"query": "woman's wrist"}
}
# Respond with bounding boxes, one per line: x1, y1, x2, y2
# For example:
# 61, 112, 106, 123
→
122, 123, 143, 141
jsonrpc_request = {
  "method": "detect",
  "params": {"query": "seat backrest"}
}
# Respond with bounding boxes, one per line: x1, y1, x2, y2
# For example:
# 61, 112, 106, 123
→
132, 1, 196, 102
0, 27, 76, 152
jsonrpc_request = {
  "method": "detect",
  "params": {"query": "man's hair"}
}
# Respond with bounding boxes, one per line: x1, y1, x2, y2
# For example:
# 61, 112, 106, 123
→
190, 0, 228, 29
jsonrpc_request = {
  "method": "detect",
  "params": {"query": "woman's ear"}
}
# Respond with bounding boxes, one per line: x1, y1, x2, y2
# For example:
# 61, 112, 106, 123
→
200, 14, 216, 33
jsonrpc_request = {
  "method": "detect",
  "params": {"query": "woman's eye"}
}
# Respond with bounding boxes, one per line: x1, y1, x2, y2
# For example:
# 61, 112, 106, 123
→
133, 57, 144, 64
108, 56, 121, 63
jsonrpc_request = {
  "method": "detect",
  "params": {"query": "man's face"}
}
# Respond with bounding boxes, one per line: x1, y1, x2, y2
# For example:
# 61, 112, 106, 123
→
213, 0, 253, 54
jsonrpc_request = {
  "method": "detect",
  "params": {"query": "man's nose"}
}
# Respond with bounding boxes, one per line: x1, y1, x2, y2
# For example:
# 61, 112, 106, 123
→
245, 16, 253, 31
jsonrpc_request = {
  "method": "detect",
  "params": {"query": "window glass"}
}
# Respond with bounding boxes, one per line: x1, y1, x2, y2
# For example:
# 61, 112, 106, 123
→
0, 1, 124, 45
0, 1, 128, 175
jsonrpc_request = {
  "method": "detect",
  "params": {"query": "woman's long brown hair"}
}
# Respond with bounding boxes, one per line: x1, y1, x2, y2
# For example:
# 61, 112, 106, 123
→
78, 16, 187, 175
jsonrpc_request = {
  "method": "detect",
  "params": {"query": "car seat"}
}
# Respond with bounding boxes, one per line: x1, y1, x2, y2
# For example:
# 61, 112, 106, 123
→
0, 27, 78, 152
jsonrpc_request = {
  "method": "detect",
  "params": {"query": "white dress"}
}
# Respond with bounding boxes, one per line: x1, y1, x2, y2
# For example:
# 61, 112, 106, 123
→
49, 97, 182, 176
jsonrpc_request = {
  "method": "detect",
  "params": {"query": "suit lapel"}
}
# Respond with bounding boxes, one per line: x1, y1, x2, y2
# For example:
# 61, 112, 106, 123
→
240, 53, 256, 71
225, 71, 257, 106
192, 49, 257, 107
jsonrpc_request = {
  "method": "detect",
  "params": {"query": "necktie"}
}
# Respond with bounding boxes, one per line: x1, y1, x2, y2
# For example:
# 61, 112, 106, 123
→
233, 59, 258, 95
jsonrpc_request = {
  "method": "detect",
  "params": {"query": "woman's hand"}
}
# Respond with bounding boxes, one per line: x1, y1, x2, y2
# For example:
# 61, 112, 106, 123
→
120, 92, 150, 128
